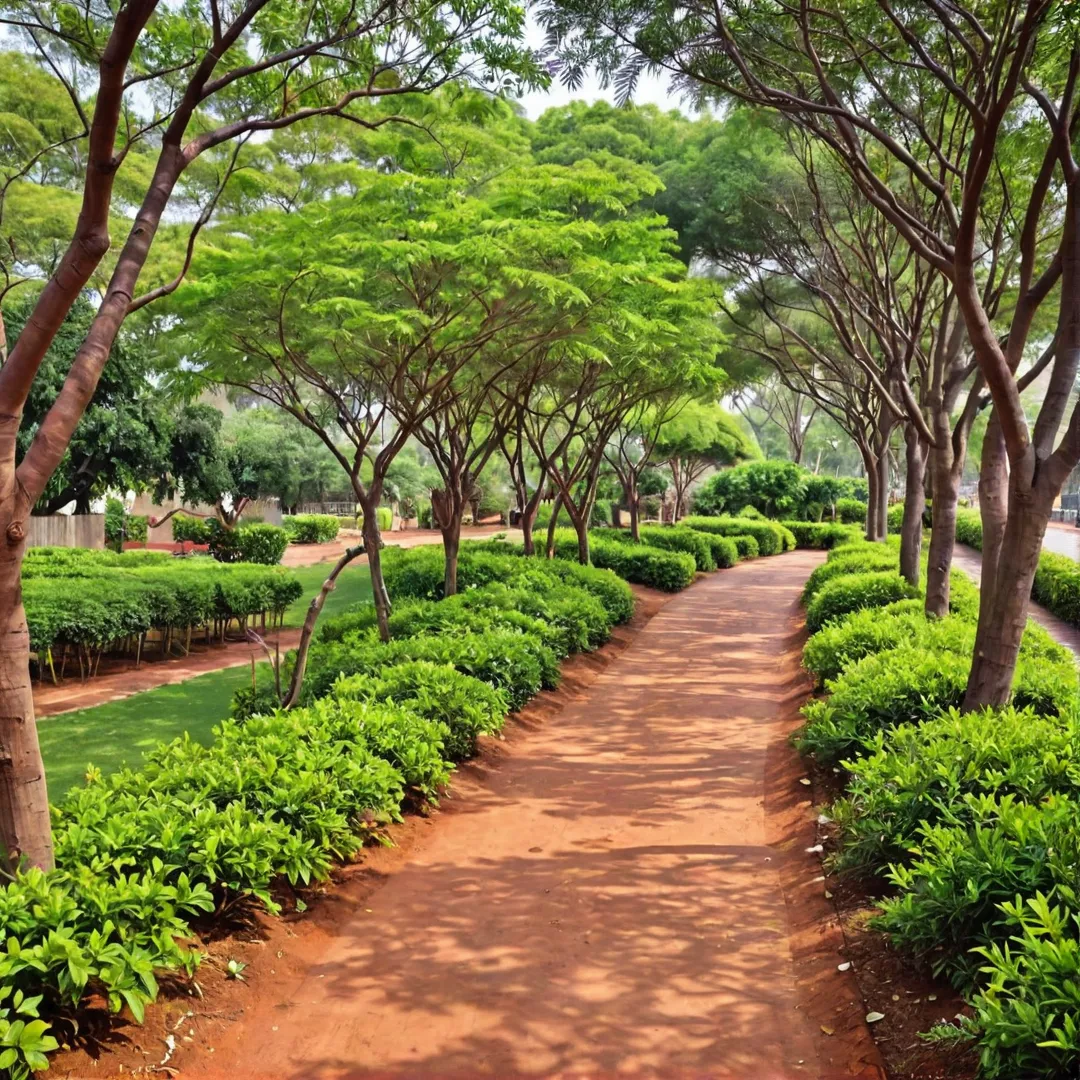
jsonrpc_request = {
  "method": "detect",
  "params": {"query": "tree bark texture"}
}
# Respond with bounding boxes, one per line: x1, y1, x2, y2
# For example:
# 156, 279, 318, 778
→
899, 426, 927, 589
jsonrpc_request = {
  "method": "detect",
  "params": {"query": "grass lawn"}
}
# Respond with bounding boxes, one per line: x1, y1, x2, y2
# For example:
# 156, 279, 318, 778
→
40, 559, 374, 797
281, 560, 374, 626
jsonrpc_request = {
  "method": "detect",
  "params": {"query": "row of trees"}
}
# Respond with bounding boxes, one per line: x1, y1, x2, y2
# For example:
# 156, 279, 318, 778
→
541, 0, 1079, 711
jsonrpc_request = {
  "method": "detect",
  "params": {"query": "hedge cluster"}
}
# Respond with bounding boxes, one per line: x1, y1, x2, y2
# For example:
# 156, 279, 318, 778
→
283, 514, 341, 544
104, 496, 148, 551
22, 547, 302, 661
681, 515, 796, 556
171, 513, 213, 544
798, 539, 1080, 1077
780, 521, 861, 549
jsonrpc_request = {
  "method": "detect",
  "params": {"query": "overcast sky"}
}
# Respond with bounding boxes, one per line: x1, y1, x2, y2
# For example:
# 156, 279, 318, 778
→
514, 15, 692, 120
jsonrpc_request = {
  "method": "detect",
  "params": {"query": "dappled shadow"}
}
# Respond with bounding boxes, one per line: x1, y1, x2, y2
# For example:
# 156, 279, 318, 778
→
183, 553, 883, 1080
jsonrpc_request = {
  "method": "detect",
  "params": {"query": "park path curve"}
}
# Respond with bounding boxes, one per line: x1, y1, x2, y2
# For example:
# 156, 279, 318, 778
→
184, 551, 883, 1080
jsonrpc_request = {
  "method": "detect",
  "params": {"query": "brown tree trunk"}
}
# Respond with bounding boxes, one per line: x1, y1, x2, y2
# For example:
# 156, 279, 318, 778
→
441, 522, 462, 597
963, 473, 1052, 709
971, 411, 1009, 650
627, 474, 640, 541
545, 495, 562, 559
0, 523, 52, 871
874, 450, 890, 543
899, 427, 927, 588
358, 495, 391, 642
926, 443, 959, 618
863, 451, 879, 542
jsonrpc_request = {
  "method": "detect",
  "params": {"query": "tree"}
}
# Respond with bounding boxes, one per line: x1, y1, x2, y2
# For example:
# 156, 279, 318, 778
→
538, 0, 1079, 707
0, 1, 539, 871
653, 400, 757, 519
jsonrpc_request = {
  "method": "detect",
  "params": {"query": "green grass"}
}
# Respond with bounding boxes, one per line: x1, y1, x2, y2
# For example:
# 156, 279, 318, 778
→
281, 560, 373, 627
40, 559, 374, 797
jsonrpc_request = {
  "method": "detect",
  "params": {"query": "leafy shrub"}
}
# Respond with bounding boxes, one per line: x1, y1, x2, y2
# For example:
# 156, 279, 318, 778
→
801, 546, 900, 601
691, 460, 807, 518
549, 531, 696, 591
780, 521, 860, 550
798, 646, 1077, 766
306, 627, 549, 711
728, 534, 758, 559
611, 526, 715, 571
104, 497, 147, 550
834, 497, 867, 524
831, 707, 1080, 873
804, 571, 918, 632
332, 661, 507, 760
955, 508, 983, 548
681, 515, 787, 556
209, 522, 289, 565
736, 504, 765, 519
283, 514, 341, 544
1033, 552, 1080, 625
172, 513, 213, 544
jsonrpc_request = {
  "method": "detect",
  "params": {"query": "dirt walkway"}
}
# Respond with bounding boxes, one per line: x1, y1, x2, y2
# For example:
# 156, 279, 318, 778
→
174, 552, 883, 1080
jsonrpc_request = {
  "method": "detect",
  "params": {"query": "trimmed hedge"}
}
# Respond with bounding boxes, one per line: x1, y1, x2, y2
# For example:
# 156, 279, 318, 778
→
804, 570, 919, 633
781, 521, 861, 550
834, 497, 867, 524
728, 534, 758, 560
172, 513, 213, 544
23, 548, 302, 659
283, 514, 341, 544
610, 525, 715, 571
208, 522, 289, 565
681, 515, 792, 556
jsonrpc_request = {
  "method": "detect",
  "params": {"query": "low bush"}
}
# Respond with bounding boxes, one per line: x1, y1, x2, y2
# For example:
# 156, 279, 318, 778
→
955, 508, 983, 548
831, 707, 1080, 874
781, 521, 861, 550
798, 645, 1077, 767
104, 496, 148, 550
681, 516, 789, 556
569, 534, 696, 591
728, 534, 758, 559
172, 513, 213, 544
611, 526, 715, 572
22, 549, 302, 660
801, 547, 901, 602
331, 662, 507, 761
835, 497, 867, 524
1033, 552, 1080, 625
804, 571, 919, 633
886, 500, 932, 533
283, 514, 341, 544
208, 522, 289, 565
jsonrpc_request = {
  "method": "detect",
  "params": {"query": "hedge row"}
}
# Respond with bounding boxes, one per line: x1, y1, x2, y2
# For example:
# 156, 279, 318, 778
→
283, 514, 341, 544
681, 515, 796, 556
22, 547, 302, 660
798, 539, 1080, 1078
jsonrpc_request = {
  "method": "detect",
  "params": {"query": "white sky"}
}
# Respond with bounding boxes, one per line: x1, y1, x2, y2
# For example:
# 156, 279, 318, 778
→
514, 14, 690, 120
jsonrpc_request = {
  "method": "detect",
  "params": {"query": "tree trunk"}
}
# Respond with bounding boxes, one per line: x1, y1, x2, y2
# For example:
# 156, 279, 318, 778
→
899, 427, 926, 588
963, 474, 1052, 709
926, 451, 959, 618
874, 450, 890, 543
359, 495, 391, 642
863, 450, 879, 542
441, 521, 462, 597
521, 505, 537, 556
971, 410, 1009, 661
0, 527, 52, 871
545, 495, 562, 559
627, 474, 640, 541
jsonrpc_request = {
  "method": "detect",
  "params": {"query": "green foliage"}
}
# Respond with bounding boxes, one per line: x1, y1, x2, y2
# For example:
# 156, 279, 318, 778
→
171, 514, 213, 544
804, 571, 919, 632
681, 515, 788, 556
728, 534, 758, 560
612, 525, 715, 571
955, 508, 984, 548
780, 521, 860, 549
331, 662, 508, 761
691, 460, 807, 518
103, 497, 148, 551
548, 530, 697, 591
801, 546, 900, 601
22, 547, 301, 656
834, 497, 867, 525
207, 523, 289, 565
283, 514, 341, 544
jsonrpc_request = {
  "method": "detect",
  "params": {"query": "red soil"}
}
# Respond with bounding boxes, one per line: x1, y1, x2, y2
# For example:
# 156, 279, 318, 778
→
54, 553, 888, 1080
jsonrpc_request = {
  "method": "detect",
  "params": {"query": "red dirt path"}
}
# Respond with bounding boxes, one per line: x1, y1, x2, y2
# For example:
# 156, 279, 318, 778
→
156, 552, 884, 1080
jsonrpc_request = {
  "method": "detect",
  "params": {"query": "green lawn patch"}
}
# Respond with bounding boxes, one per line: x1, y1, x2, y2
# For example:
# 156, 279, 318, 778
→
282, 560, 373, 626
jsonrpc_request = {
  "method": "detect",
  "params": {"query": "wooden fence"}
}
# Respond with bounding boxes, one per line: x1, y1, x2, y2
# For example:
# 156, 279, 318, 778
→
27, 514, 105, 549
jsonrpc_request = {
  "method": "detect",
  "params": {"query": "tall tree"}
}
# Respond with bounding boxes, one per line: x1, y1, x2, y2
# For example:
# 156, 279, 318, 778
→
0, 1, 539, 870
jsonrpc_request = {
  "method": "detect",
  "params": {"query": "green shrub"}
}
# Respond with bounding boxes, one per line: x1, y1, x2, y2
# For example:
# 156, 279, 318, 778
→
736, 504, 765, 519
831, 707, 1080, 874
798, 646, 1077, 767
834, 497, 868, 524
804, 570, 918, 632
549, 531, 696, 591
681, 515, 787, 556
955, 508, 983, 548
208, 522, 289, 565
331, 661, 507, 760
1033, 552, 1080, 625
729, 534, 758, 559
612, 526, 715, 571
172, 513, 213, 544
780, 521, 860, 550
283, 514, 341, 544
691, 460, 807, 518
801, 547, 899, 601
104, 497, 148, 550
